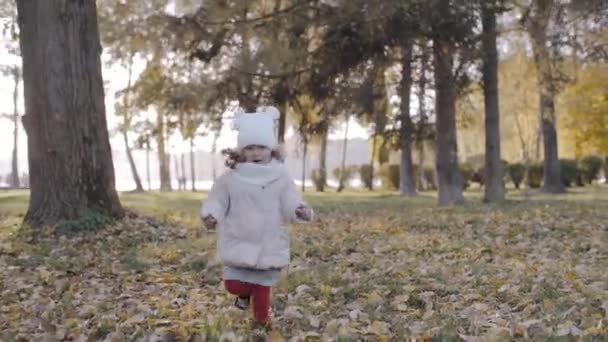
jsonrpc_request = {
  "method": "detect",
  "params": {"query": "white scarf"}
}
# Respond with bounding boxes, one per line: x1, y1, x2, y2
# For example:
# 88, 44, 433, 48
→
233, 160, 286, 186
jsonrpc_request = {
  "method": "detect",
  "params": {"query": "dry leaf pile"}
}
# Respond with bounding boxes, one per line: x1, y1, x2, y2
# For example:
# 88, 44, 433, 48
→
1, 193, 607, 341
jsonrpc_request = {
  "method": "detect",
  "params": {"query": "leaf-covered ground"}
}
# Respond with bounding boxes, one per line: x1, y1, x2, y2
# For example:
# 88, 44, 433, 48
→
1, 188, 607, 341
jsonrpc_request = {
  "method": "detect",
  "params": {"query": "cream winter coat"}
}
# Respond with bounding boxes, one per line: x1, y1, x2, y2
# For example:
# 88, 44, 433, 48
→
201, 160, 312, 270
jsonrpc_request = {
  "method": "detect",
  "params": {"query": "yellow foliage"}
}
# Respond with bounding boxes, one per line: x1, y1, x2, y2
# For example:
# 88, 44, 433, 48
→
560, 63, 608, 156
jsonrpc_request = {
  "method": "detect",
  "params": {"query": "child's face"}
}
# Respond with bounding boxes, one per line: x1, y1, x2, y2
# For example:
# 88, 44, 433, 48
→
243, 145, 272, 164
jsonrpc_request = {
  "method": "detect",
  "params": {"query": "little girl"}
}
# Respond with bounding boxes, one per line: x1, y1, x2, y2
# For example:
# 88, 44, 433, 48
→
201, 106, 314, 325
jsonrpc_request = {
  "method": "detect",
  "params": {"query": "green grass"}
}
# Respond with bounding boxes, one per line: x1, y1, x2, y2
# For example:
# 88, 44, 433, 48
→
2, 185, 607, 217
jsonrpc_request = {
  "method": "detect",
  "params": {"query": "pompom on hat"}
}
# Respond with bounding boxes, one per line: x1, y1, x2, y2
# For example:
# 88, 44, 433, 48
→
233, 106, 280, 149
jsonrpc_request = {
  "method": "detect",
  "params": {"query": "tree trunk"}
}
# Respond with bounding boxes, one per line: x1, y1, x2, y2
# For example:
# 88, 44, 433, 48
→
278, 101, 287, 144
156, 111, 172, 191
180, 151, 186, 191
433, 32, 464, 205
10, 67, 20, 189
399, 41, 417, 196
417, 141, 427, 190
121, 53, 143, 192
123, 132, 143, 192
368, 67, 388, 191
534, 117, 542, 162
416, 42, 429, 191
337, 114, 350, 192
16, 0, 123, 226
211, 130, 219, 181
527, 0, 565, 193
368, 136, 377, 191
174, 153, 181, 190
316, 121, 328, 192
146, 139, 152, 191
481, 2, 505, 203
301, 137, 308, 193
540, 101, 563, 192
190, 136, 196, 191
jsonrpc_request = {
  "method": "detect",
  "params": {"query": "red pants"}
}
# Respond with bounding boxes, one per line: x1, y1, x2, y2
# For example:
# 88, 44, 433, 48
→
224, 280, 271, 323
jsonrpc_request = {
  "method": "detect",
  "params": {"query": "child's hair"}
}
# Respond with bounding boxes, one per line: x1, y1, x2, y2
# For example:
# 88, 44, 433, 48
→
221, 146, 285, 169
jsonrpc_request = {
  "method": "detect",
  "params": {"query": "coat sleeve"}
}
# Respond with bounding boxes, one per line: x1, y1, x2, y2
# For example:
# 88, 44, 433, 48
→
280, 177, 314, 224
201, 174, 230, 222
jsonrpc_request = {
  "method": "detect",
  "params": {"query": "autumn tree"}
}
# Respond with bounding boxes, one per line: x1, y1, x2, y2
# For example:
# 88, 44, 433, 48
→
429, 0, 477, 205
481, 1, 506, 202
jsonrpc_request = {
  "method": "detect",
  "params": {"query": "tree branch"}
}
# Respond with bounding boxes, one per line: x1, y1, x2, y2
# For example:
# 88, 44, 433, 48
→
230, 66, 312, 79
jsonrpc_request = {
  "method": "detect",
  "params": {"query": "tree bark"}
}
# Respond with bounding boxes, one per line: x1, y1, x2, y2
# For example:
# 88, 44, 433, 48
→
481, 2, 505, 203
156, 111, 172, 191
278, 101, 287, 144
368, 136, 377, 191
10, 67, 20, 189
399, 41, 417, 196
368, 67, 388, 191
433, 29, 464, 205
337, 114, 350, 192
416, 42, 429, 191
16, 0, 123, 226
190, 136, 196, 191
526, 0, 565, 193
316, 118, 328, 192
121, 54, 144, 192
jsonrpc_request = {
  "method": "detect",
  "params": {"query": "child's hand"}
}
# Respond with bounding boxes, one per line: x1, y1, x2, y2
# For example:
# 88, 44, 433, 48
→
203, 215, 217, 231
295, 205, 312, 221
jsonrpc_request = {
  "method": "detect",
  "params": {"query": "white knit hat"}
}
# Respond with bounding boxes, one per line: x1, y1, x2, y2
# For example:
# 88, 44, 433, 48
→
234, 106, 280, 149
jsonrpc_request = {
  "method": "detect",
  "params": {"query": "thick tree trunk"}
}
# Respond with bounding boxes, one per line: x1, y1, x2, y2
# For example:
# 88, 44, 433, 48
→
121, 54, 143, 192
540, 99, 564, 192
481, 2, 505, 203
190, 136, 196, 191
527, 0, 565, 193
17, 0, 123, 226
399, 41, 417, 197
433, 33, 464, 205
10, 67, 20, 189
337, 114, 350, 192
156, 111, 172, 191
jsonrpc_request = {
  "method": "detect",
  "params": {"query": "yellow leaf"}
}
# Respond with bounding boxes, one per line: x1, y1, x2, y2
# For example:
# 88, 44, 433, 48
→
65, 318, 79, 329
367, 291, 383, 306
268, 329, 284, 342
565, 270, 578, 281
179, 304, 196, 320
370, 321, 391, 336
543, 299, 556, 311
320, 285, 334, 297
